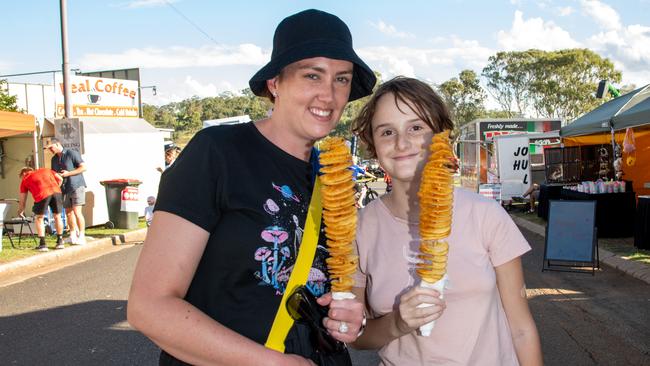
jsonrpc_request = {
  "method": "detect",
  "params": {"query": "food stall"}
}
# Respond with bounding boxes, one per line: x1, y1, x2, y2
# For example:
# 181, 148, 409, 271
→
0, 111, 39, 249
457, 118, 561, 200
552, 84, 650, 238
561, 84, 650, 196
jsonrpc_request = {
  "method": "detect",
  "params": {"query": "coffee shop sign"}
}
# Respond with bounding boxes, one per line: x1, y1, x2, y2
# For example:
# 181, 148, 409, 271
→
61, 79, 137, 100
55, 74, 139, 118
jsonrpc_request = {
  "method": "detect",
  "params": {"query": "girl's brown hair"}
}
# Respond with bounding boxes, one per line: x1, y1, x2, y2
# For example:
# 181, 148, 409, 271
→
351, 76, 454, 158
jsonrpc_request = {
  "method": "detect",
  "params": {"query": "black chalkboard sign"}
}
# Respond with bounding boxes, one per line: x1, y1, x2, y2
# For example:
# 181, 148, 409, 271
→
543, 200, 599, 274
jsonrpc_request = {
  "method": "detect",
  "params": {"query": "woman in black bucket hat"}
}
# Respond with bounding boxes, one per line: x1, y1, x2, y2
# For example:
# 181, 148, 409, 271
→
249, 9, 375, 102
128, 9, 375, 366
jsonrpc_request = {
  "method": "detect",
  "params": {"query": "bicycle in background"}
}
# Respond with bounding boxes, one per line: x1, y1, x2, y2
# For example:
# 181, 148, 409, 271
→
355, 176, 380, 208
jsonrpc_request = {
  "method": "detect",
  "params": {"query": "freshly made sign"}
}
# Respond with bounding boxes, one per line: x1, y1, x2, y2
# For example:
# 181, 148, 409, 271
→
55, 75, 139, 118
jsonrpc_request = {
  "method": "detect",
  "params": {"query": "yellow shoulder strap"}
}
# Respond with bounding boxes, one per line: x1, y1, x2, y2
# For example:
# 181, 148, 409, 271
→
264, 177, 323, 353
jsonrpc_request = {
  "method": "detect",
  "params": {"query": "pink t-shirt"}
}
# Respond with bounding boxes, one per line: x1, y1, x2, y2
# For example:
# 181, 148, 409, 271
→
354, 188, 530, 366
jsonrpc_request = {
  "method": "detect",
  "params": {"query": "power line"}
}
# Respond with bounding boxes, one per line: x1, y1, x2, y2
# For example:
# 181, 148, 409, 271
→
164, 0, 222, 47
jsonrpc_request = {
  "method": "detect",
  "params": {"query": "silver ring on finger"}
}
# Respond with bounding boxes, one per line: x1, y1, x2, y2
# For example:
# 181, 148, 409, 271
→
338, 321, 349, 333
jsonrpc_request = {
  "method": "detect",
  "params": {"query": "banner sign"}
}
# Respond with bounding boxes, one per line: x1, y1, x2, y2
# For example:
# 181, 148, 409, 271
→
497, 136, 531, 200
55, 75, 139, 118
479, 120, 561, 141
54, 118, 83, 153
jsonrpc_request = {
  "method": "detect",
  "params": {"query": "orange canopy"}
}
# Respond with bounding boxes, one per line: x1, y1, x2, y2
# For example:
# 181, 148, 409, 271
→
0, 110, 36, 138
562, 126, 650, 196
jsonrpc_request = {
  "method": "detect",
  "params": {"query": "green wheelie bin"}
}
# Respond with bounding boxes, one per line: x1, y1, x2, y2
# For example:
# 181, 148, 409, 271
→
100, 179, 142, 229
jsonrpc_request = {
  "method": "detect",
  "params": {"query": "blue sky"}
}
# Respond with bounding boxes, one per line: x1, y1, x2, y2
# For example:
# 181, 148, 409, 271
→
2, 0, 649, 106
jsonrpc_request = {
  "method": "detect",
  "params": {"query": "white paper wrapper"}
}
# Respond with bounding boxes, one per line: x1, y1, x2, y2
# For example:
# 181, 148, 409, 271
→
417, 274, 448, 336
332, 291, 356, 301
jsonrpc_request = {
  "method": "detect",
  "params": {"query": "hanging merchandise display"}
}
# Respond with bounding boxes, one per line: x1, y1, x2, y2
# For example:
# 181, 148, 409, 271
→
623, 128, 637, 167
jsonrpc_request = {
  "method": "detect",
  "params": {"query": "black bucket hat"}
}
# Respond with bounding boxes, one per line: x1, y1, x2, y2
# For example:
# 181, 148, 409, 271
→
249, 9, 376, 102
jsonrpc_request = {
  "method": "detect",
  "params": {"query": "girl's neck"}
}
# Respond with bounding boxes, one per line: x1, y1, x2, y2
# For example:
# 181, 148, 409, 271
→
381, 180, 421, 223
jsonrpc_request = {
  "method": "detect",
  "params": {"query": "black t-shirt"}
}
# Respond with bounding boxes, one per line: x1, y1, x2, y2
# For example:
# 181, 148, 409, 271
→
155, 122, 330, 362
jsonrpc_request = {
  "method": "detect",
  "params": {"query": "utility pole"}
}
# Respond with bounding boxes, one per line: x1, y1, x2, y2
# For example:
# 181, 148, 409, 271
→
60, 0, 72, 118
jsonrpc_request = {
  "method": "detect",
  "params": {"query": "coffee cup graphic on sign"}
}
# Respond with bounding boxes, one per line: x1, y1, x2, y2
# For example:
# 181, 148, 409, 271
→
88, 94, 101, 104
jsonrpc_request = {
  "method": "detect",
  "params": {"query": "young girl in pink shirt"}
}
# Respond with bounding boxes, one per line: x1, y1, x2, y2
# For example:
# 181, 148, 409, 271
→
350, 77, 542, 365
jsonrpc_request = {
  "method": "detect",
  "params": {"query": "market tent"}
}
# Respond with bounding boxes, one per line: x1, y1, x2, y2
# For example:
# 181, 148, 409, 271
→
561, 84, 650, 195
613, 96, 650, 130
0, 110, 36, 138
561, 84, 650, 137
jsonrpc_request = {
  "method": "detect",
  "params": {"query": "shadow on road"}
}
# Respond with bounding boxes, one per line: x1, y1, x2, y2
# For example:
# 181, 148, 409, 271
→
0, 300, 159, 365
520, 227, 650, 366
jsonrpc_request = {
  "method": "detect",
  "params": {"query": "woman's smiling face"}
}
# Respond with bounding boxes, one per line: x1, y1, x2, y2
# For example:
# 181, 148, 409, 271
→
271, 57, 353, 143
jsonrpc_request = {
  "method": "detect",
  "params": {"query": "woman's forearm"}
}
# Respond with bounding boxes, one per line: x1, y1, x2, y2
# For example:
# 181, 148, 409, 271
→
128, 294, 293, 366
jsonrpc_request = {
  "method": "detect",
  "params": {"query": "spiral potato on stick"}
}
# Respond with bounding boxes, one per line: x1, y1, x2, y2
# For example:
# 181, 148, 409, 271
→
416, 129, 455, 335
417, 130, 454, 282
318, 137, 358, 293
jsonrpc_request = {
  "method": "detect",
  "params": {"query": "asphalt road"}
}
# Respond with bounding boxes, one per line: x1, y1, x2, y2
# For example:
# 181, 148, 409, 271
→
1, 220, 649, 365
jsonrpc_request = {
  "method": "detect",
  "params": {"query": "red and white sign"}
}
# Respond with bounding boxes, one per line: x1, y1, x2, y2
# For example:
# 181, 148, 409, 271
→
120, 186, 140, 212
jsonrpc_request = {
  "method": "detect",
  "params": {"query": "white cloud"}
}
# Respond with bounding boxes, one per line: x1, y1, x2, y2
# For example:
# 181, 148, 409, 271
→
144, 75, 238, 105
497, 11, 581, 50
577, 1, 650, 84
79, 43, 269, 70
358, 38, 493, 83
184, 75, 219, 97
557, 6, 574, 16
369, 20, 415, 39
587, 25, 650, 79
580, 0, 621, 31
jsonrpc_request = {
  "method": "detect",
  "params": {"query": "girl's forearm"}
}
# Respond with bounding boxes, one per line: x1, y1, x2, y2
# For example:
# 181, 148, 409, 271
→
512, 326, 543, 366
351, 312, 404, 350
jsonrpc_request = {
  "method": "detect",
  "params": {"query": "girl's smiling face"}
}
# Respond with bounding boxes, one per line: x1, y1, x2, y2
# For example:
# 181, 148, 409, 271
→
371, 93, 434, 183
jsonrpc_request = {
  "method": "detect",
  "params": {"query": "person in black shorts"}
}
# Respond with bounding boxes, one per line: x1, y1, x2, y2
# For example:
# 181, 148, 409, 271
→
17, 167, 65, 251
46, 137, 87, 245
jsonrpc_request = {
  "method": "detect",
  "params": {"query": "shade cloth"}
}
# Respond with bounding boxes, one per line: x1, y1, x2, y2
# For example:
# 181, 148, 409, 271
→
0, 110, 36, 138
561, 84, 650, 137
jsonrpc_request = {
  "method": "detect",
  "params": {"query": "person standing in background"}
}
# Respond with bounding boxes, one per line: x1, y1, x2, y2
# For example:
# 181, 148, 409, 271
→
46, 138, 87, 245
144, 196, 156, 227
17, 167, 65, 251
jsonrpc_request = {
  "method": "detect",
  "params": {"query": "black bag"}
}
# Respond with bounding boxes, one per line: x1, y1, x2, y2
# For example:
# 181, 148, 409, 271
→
314, 348, 352, 366
285, 322, 352, 366
285, 286, 352, 366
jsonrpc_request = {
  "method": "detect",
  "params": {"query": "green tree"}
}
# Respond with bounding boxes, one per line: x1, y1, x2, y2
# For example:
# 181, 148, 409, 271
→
482, 50, 542, 117
142, 103, 158, 123
482, 49, 622, 121
0, 79, 19, 112
176, 97, 203, 131
438, 70, 486, 127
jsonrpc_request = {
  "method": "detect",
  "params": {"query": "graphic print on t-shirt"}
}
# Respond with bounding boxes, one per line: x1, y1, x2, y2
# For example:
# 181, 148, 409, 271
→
253, 182, 328, 297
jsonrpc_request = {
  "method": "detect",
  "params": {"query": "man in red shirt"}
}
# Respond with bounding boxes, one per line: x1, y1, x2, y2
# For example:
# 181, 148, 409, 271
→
18, 167, 65, 251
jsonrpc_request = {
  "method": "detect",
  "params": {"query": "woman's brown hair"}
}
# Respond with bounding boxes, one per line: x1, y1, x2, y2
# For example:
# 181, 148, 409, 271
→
351, 76, 454, 158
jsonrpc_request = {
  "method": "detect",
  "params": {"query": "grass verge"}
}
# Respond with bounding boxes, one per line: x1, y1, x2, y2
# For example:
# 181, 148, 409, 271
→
600, 242, 650, 265
1, 219, 146, 264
